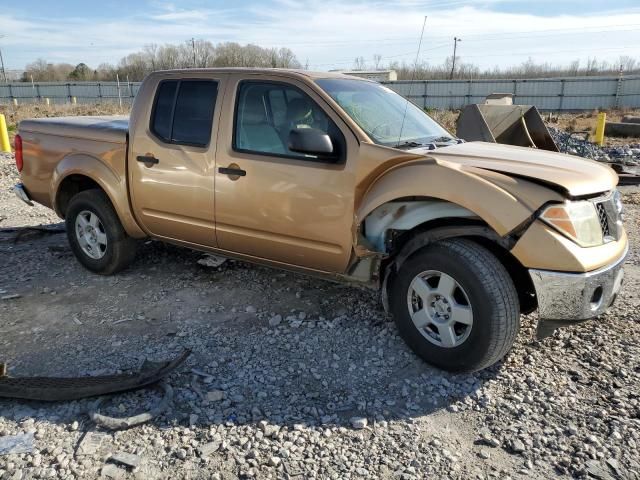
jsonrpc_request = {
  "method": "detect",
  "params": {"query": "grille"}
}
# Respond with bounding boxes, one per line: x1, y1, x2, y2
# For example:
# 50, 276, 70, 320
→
595, 202, 611, 238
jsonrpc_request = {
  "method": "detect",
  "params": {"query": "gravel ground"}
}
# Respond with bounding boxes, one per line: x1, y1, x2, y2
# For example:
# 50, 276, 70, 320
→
549, 127, 640, 165
1, 150, 639, 480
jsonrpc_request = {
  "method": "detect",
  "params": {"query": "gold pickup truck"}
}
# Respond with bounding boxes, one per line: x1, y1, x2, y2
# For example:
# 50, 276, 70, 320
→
13, 68, 627, 372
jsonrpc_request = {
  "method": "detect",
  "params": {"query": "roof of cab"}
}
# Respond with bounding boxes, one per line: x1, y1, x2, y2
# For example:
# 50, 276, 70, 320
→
149, 68, 370, 81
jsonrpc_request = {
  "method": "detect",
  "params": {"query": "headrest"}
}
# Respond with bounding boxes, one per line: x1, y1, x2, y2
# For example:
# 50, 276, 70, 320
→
241, 90, 269, 126
287, 97, 313, 124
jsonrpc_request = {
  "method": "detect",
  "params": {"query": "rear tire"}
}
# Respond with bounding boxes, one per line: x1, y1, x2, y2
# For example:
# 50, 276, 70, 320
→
390, 238, 520, 372
65, 189, 137, 275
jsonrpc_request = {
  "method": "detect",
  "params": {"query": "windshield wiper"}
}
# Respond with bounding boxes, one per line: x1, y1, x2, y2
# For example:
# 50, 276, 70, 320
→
394, 141, 427, 149
427, 136, 457, 143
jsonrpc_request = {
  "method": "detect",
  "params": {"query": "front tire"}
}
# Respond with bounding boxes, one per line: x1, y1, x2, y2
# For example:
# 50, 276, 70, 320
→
390, 238, 520, 372
65, 189, 137, 275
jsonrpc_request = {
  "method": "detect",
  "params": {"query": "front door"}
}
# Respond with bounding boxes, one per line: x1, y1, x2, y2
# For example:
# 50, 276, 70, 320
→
214, 75, 358, 272
129, 74, 225, 247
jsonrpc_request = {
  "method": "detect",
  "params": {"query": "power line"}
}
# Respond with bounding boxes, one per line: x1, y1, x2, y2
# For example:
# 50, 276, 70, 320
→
6, 22, 639, 54
214, 23, 640, 48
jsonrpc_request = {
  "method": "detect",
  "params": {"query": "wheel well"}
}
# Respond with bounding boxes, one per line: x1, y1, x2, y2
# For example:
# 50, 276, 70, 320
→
56, 175, 103, 218
383, 217, 537, 315
470, 236, 537, 314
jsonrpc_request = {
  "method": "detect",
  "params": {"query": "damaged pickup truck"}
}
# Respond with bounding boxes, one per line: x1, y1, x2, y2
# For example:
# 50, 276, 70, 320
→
14, 69, 627, 372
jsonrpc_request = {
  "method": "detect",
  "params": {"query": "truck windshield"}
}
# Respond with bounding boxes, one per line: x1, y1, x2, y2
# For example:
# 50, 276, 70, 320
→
315, 78, 453, 148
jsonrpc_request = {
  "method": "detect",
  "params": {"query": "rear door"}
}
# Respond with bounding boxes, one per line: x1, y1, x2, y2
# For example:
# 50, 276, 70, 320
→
129, 74, 226, 247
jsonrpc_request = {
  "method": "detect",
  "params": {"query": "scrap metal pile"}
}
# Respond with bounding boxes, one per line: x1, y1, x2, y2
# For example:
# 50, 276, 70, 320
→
456, 94, 640, 184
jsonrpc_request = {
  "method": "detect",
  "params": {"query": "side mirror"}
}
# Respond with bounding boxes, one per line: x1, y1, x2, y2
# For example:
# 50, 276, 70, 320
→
288, 128, 334, 157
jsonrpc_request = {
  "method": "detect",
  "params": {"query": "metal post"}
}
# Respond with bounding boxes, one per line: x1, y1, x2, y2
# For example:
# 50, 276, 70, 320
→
67, 83, 72, 104
116, 75, 122, 108
614, 75, 623, 109
0, 47, 7, 83
424, 80, 428, 109
559, 79, 566, 110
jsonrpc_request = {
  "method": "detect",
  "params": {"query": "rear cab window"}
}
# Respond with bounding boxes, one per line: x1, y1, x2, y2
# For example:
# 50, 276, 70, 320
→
150, 79, 218, 147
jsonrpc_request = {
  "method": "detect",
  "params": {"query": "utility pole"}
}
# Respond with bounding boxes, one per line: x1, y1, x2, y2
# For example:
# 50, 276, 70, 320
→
449, 36, 461, 80
191, 38, 197, 68
0, 35, 7, 83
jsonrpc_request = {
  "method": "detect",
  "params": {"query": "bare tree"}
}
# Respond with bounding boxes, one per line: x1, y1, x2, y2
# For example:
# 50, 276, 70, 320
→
16, 41, 640, 83
353, 56, 366, 70
373, 54, 382, 70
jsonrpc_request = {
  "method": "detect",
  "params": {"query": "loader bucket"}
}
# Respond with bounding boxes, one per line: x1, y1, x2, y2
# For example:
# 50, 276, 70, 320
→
456, 104, 559, 152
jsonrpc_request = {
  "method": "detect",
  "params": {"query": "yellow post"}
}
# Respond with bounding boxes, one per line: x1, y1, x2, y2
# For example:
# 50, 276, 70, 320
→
45, 98, 50, 106
595, 112, 606, 146
0, 114, 11, 153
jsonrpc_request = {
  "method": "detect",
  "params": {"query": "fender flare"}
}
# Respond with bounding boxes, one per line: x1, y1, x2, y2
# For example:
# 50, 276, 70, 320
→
51, 154, 145, 238
356, 161, 536, 238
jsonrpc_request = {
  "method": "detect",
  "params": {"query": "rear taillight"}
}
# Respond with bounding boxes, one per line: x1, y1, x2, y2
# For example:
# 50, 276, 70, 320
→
14, 134, 23, 172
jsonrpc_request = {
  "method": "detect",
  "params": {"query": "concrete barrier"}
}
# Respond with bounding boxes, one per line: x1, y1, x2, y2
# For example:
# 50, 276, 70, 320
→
605, 122, 640, 137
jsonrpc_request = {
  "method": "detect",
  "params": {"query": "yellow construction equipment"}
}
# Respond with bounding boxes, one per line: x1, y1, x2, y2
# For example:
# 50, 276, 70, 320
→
0, 114, 11, 153
456, 95, 558, 152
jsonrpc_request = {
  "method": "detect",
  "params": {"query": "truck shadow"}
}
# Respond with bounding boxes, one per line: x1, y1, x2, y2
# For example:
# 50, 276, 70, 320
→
0, 226, 510, 432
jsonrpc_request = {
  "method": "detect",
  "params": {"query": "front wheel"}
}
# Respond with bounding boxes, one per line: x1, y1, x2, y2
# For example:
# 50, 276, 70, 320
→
65, 189, 137, 275
390, 238, 520, 372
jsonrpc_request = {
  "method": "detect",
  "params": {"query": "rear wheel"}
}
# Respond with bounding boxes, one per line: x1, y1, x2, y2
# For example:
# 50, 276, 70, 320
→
65, 189, 137, 275
390, 238, 520, 372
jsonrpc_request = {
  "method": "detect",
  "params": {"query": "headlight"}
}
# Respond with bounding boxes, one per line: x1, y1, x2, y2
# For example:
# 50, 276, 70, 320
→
540, 201, 603, 247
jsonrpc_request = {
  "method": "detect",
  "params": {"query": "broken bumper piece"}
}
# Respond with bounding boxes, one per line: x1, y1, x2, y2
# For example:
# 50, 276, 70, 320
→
0, 350, 190, 402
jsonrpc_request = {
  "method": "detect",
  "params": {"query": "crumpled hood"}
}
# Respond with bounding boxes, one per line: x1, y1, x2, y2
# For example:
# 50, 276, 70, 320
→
423, 141, 618, 197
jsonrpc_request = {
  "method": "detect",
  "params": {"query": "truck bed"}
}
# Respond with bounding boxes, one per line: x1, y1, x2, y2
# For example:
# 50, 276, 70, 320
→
19, 115, 129, 144
18, 115, 130, 211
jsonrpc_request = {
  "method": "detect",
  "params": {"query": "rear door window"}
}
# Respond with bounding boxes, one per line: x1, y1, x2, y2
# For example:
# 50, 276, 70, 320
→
150, 79, 218, 147
151, 80, 178, 142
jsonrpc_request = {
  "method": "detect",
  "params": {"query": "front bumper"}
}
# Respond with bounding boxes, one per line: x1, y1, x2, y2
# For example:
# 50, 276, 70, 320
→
13, 183, 33, 206
529, 244, 628, 322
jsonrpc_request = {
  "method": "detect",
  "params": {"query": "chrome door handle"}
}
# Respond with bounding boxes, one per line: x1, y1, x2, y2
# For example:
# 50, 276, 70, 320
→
136, 155, 159, 165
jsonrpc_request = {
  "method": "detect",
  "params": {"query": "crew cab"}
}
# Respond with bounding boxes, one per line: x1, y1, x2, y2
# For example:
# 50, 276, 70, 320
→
13, 68, 627, 372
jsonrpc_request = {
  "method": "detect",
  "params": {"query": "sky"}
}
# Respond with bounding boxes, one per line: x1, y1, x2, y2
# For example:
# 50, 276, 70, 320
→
0, 0, 639, 72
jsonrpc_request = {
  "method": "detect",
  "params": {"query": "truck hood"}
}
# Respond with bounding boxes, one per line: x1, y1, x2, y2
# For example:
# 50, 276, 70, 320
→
421, 141, 618, 197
